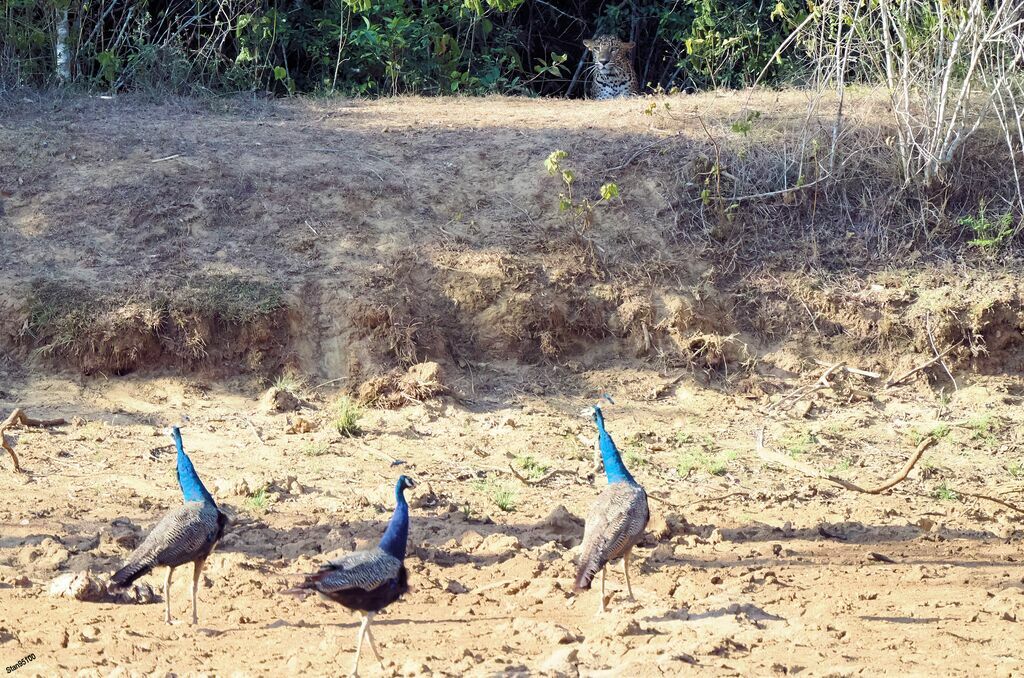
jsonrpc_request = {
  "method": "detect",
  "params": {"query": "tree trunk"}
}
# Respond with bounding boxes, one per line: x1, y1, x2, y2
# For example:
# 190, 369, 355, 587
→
55, 6, 71, 82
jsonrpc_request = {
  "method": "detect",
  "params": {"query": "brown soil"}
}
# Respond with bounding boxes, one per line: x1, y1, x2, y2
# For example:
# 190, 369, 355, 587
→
1, 93, 1023, 676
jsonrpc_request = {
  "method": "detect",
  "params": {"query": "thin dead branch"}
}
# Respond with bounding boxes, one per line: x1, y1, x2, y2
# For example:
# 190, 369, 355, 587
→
886, 345, 958, 387
949, 487, 1024, 515
926, 312, 958, 391
812, 359, 881, 379
766, 361, 845, 413
1, 408, 67, 472
506, 463, 575, 486
755, 427, 934, 495
604, 132, 682, 175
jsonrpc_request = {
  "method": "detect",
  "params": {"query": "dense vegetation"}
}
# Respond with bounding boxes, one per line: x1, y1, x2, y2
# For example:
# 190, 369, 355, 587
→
1, 0, 809, 95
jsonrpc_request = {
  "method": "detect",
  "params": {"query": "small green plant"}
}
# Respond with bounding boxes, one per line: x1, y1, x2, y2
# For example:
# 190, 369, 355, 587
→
472, 477, 517, 513
677, 449, 736, 477
673, 430, 695, 446
621, 435, 649, 469
301, 441, 331, 457
514, 454, 550, 480
273, 370, 304, 393
913, 423, 951, 445
961, 201, 1015, 250
331, 396, 364, 437
245, 487, 271, 513
1006, 462, 1024, 479
933, 483, 958, 502
544, 149, 621, 235
827, 458, 854, 476
730, 110, 762, 135
782, 430, 818, 459
965, 413, 999, 446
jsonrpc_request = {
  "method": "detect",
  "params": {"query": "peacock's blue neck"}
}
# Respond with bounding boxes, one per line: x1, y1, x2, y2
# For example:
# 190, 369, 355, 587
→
379, 479, 410, 560
594, 408, 637, 486
173, 427, 216, 506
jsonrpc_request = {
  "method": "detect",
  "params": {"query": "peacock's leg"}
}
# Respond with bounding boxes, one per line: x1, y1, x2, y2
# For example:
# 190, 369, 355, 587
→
364, 612, 385, 669
623, 549, 635, 601
352, 612, 370, 677
599, 566, 607, 613
163, 567, 174, 624
191, 557, 207, 626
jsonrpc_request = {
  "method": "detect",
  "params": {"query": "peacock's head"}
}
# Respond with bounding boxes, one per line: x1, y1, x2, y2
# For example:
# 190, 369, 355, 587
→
578, 393, 615, 421
162, 415, 191, 442
396, 475, 417, 493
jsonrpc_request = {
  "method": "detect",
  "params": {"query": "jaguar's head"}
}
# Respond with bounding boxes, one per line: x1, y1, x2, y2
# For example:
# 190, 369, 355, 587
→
583, 35, 634, 74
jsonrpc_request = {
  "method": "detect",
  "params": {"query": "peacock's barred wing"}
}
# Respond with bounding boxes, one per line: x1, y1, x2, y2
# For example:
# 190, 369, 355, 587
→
575, 482, 649, 590
112, 502, 223, 586
308, 547, 403, 594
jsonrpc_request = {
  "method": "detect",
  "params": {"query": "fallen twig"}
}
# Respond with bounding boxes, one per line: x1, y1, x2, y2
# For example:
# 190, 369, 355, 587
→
604, 132, 682, 175
765, 362, 844, 413
886, 345, 958, 387
867, 551, 897, 563
310, 377, 348, 391
926, 312, 958, 391
506, 463, 576, 486
1, 409, 67, 472
242, 415, 267, 448
682, 491, 751, 507
948, 488, 1024, 515
812, 359, 881, 379
150, 153, 181, 163
755, 428, 934, 494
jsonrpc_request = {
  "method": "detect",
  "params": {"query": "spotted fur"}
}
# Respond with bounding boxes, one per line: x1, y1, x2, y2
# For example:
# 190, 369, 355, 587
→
583, 35, 638, 100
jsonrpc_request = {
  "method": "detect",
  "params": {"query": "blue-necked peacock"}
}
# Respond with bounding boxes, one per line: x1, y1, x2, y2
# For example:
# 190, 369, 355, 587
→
575, 403, 649, 613
110, 426, 228, 625
288, 475, 415, 676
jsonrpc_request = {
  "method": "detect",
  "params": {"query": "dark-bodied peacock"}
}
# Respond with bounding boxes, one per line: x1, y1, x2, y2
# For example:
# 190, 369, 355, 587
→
287, 475, 415, 676
110, 426, 228, 625
575, 403, 649, 612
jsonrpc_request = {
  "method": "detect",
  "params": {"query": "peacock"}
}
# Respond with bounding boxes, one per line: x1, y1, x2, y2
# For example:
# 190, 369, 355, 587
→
287, 475, 415, 677
110, 426, 228, 625
574, 402, 649, 613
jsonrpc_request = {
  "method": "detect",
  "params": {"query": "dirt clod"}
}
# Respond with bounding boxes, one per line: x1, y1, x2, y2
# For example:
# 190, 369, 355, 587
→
261, 387, 301, 413
358, 362, 446, 409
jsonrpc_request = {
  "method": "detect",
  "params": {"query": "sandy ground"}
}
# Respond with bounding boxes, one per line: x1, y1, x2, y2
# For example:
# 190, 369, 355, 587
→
1, 365, 1023, 677
1, 92, 1022, 677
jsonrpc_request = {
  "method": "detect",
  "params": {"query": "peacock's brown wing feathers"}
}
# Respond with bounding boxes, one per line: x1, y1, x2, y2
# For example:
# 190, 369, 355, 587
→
574, 482, 649, 591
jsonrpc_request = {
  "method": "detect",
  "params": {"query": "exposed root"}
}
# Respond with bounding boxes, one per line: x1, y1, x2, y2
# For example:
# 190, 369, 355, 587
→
506, 463, 576, 486
885, 344, 958, 387
1, 408, 67, 472
755, 427, 934, 495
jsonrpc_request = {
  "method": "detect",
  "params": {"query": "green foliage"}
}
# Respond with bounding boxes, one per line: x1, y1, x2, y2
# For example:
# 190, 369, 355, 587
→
473, 477, 517, 512
933, 483, 958, 502
514, 454, 550, 480
544, 149, 621, 234
782, 430, 818, 459
961, 201, 1015, 250
245, 487, 271, 512
730, 110, 762, 136
331, 396, 364, 437
677, 448, 736, 476
301, 441, 332, 457
1006, 462, 1024, 480
2, 0, 810, 94
623, 438, 648, 469
273, 371, 305, 394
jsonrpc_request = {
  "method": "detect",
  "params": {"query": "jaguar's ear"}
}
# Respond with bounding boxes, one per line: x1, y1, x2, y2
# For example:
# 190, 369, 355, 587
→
583, 40, 594, 49
623, 41, 635, 51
